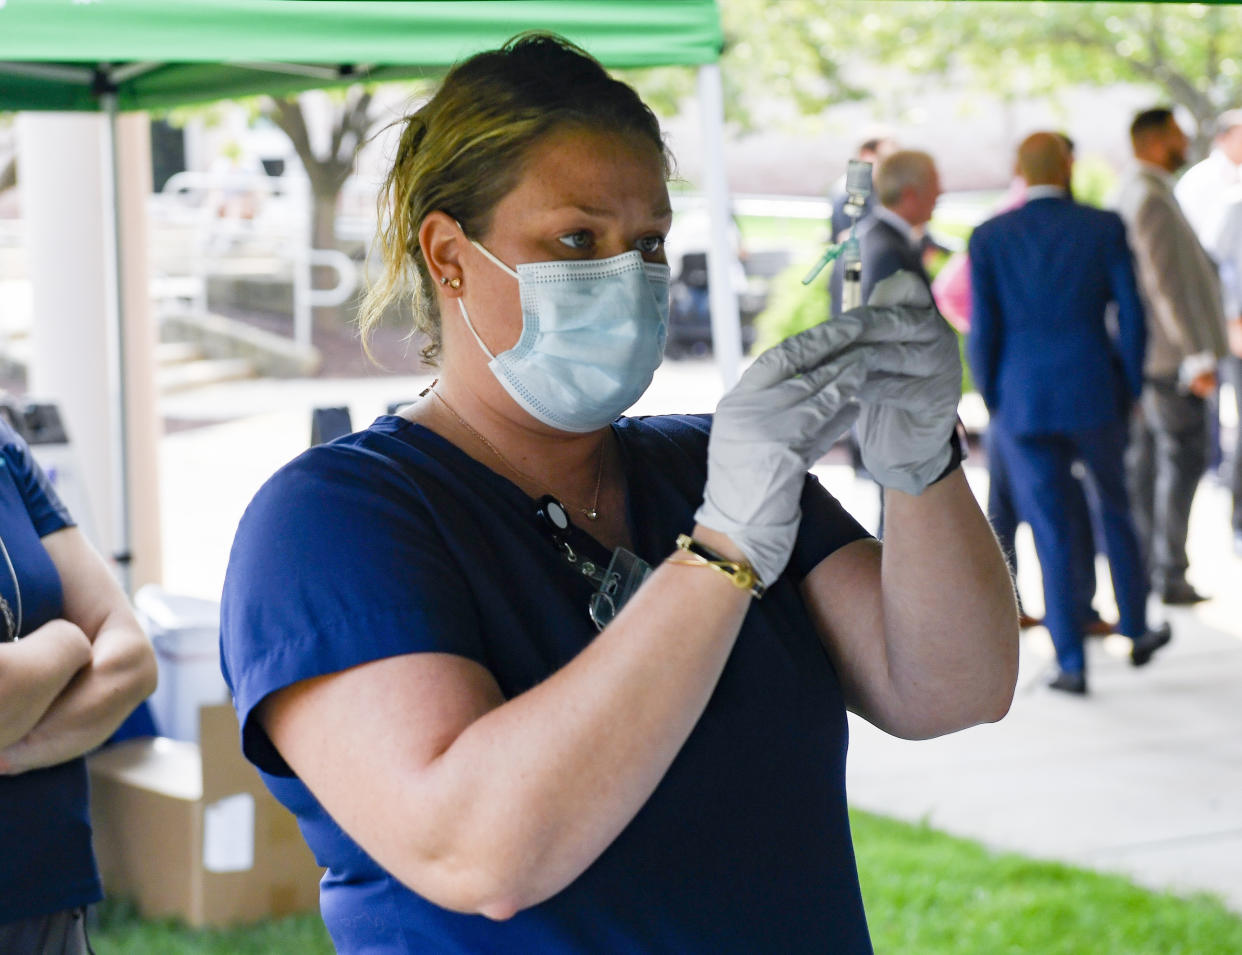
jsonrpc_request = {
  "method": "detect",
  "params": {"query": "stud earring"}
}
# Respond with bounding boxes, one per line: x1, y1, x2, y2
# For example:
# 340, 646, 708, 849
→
439, 275, 461, 289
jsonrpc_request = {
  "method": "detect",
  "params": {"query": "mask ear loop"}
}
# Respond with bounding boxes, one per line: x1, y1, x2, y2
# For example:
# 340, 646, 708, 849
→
456, 300, 497, 361
454, 219, 520, 279
452, 220, 521, 362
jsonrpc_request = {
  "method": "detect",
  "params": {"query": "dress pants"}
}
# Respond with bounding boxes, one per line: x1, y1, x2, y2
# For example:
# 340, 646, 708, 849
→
996, 418, 1149, 675
986, 420, 1098, 625
1126, 377, 1208, 590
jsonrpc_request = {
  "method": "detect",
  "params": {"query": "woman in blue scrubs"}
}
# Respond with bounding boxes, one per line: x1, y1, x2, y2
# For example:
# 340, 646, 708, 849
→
0, 415, 157, 953
221, 32, 1018, 954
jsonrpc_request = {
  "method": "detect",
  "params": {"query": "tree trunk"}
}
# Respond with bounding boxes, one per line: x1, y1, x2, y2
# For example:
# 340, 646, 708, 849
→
265, 90, 374, 337
310, 189, 344, 333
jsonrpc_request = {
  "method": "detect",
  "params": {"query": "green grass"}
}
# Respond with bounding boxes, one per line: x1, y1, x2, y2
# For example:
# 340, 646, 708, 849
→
851, 810, 1242, 955
88, 816, 1242, 953
90, 898, 334, 954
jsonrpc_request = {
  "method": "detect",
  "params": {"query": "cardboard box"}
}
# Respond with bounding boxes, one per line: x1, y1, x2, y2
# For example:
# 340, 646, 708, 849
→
88, 703, 324, 927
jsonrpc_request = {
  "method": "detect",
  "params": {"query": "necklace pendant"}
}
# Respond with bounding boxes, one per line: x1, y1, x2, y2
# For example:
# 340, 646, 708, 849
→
584, 508, 599, 521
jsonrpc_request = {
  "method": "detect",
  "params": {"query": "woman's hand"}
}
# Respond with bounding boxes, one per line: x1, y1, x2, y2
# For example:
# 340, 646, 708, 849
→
852, 271, 963, 496
696, 282, 946, 585
695, 317, 869, 585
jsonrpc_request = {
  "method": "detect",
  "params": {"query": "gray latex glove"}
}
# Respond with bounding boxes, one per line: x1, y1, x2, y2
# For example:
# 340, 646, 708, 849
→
852, 271, 962, 496
695, 310, 887, 586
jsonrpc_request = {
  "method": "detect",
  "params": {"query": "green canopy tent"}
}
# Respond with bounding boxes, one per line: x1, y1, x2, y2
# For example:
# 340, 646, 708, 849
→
0, 0, 723, 110
0, 0, 730, 591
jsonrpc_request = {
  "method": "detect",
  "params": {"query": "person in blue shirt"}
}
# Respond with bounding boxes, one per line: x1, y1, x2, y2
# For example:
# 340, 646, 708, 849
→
0, 415, 158, 953
220, 32, 1018, 954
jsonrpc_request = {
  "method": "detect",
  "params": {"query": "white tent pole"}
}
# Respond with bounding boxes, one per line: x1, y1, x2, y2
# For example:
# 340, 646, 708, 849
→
696, 63, 742, 389
100, 91, 134, 593
18, 113, 112, 553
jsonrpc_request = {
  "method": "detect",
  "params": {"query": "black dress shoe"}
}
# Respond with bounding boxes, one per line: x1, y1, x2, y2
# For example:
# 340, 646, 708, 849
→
1048, 670, 1087, 695
1160, 581, 1208, 605
1131, 623, 1172, 667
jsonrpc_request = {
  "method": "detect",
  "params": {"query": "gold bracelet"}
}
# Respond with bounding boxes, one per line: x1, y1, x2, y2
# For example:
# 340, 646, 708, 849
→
671, 534, 765, 598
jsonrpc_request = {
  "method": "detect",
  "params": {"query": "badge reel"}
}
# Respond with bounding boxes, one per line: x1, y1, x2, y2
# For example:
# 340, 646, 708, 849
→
536, 496, 652, 632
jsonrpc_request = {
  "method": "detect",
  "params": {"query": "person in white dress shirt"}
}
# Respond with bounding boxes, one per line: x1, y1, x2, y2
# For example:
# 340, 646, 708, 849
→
1177, 110, 1242, 555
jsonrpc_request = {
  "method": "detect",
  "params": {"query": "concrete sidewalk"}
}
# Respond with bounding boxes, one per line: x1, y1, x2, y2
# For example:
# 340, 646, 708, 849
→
845, 477, 1242, 913
156, 359, 1242, 913
829, 461, 1242, 913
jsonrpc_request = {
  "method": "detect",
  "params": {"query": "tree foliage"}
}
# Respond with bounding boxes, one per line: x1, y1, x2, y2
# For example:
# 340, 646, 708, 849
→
717, 1, 1242, 148
264, 88, 376, 224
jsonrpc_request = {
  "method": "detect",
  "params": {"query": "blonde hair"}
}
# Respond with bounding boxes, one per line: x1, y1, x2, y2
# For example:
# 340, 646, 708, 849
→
358, 33, 670, 364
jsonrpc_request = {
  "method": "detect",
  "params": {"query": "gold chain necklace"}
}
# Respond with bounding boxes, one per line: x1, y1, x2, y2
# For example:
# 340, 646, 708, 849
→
430, 387, 605, 521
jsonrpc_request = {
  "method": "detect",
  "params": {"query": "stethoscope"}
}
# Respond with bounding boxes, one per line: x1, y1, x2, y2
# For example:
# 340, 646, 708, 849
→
0, 534, 22, 641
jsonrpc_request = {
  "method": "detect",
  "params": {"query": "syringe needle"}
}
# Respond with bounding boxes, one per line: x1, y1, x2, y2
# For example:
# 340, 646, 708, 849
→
802, 243, 843, 285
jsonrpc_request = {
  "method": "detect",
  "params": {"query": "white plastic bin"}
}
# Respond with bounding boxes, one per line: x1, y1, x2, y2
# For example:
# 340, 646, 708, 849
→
135, 585, 229, 742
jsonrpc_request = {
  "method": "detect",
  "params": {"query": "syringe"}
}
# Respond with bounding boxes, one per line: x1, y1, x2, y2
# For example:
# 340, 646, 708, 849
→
838, 159, 872, 310
802, 159, 873, 302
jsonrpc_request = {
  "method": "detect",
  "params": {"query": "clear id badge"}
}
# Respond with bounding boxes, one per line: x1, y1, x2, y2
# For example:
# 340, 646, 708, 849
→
588, 546, 652, 631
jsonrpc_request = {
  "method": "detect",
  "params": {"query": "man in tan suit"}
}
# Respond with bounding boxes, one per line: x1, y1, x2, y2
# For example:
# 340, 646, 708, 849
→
1114, 108, 1229, 604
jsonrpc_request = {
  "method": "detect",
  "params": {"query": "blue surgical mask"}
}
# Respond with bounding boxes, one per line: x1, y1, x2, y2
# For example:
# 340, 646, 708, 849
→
457, 235, 671, 433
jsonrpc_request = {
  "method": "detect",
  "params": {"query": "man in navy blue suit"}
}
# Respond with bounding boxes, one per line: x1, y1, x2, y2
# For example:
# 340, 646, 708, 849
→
968, 132, 1171, 694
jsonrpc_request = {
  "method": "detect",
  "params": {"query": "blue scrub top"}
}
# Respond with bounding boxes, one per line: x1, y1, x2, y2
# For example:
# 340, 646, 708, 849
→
221, 413, 874, 953
0, 419, 100, 926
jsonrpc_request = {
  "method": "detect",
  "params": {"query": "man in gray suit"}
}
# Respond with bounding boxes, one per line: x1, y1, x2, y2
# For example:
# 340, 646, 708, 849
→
1114, 108, 1229, 604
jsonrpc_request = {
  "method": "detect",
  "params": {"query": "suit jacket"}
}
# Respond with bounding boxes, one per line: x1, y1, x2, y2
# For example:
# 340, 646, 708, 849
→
1112, 166, 1227, 378
967, 195, 1147, 437
829, 214, 930, 317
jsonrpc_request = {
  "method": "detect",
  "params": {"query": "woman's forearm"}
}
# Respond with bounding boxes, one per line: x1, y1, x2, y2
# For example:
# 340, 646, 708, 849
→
423, 528, 754, 916
274, 531, 752, 920
876, 469, 1019, 737
0, 612, 157, 773
0, 621, 93, 756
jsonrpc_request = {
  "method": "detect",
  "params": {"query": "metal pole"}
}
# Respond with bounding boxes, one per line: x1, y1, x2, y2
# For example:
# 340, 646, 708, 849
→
294, 242, 313, 351
100, 91, 133, 593
696, 63, 742, 389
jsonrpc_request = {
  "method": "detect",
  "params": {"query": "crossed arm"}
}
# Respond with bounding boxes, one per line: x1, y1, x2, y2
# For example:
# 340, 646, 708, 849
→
0, 526, 157, 774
